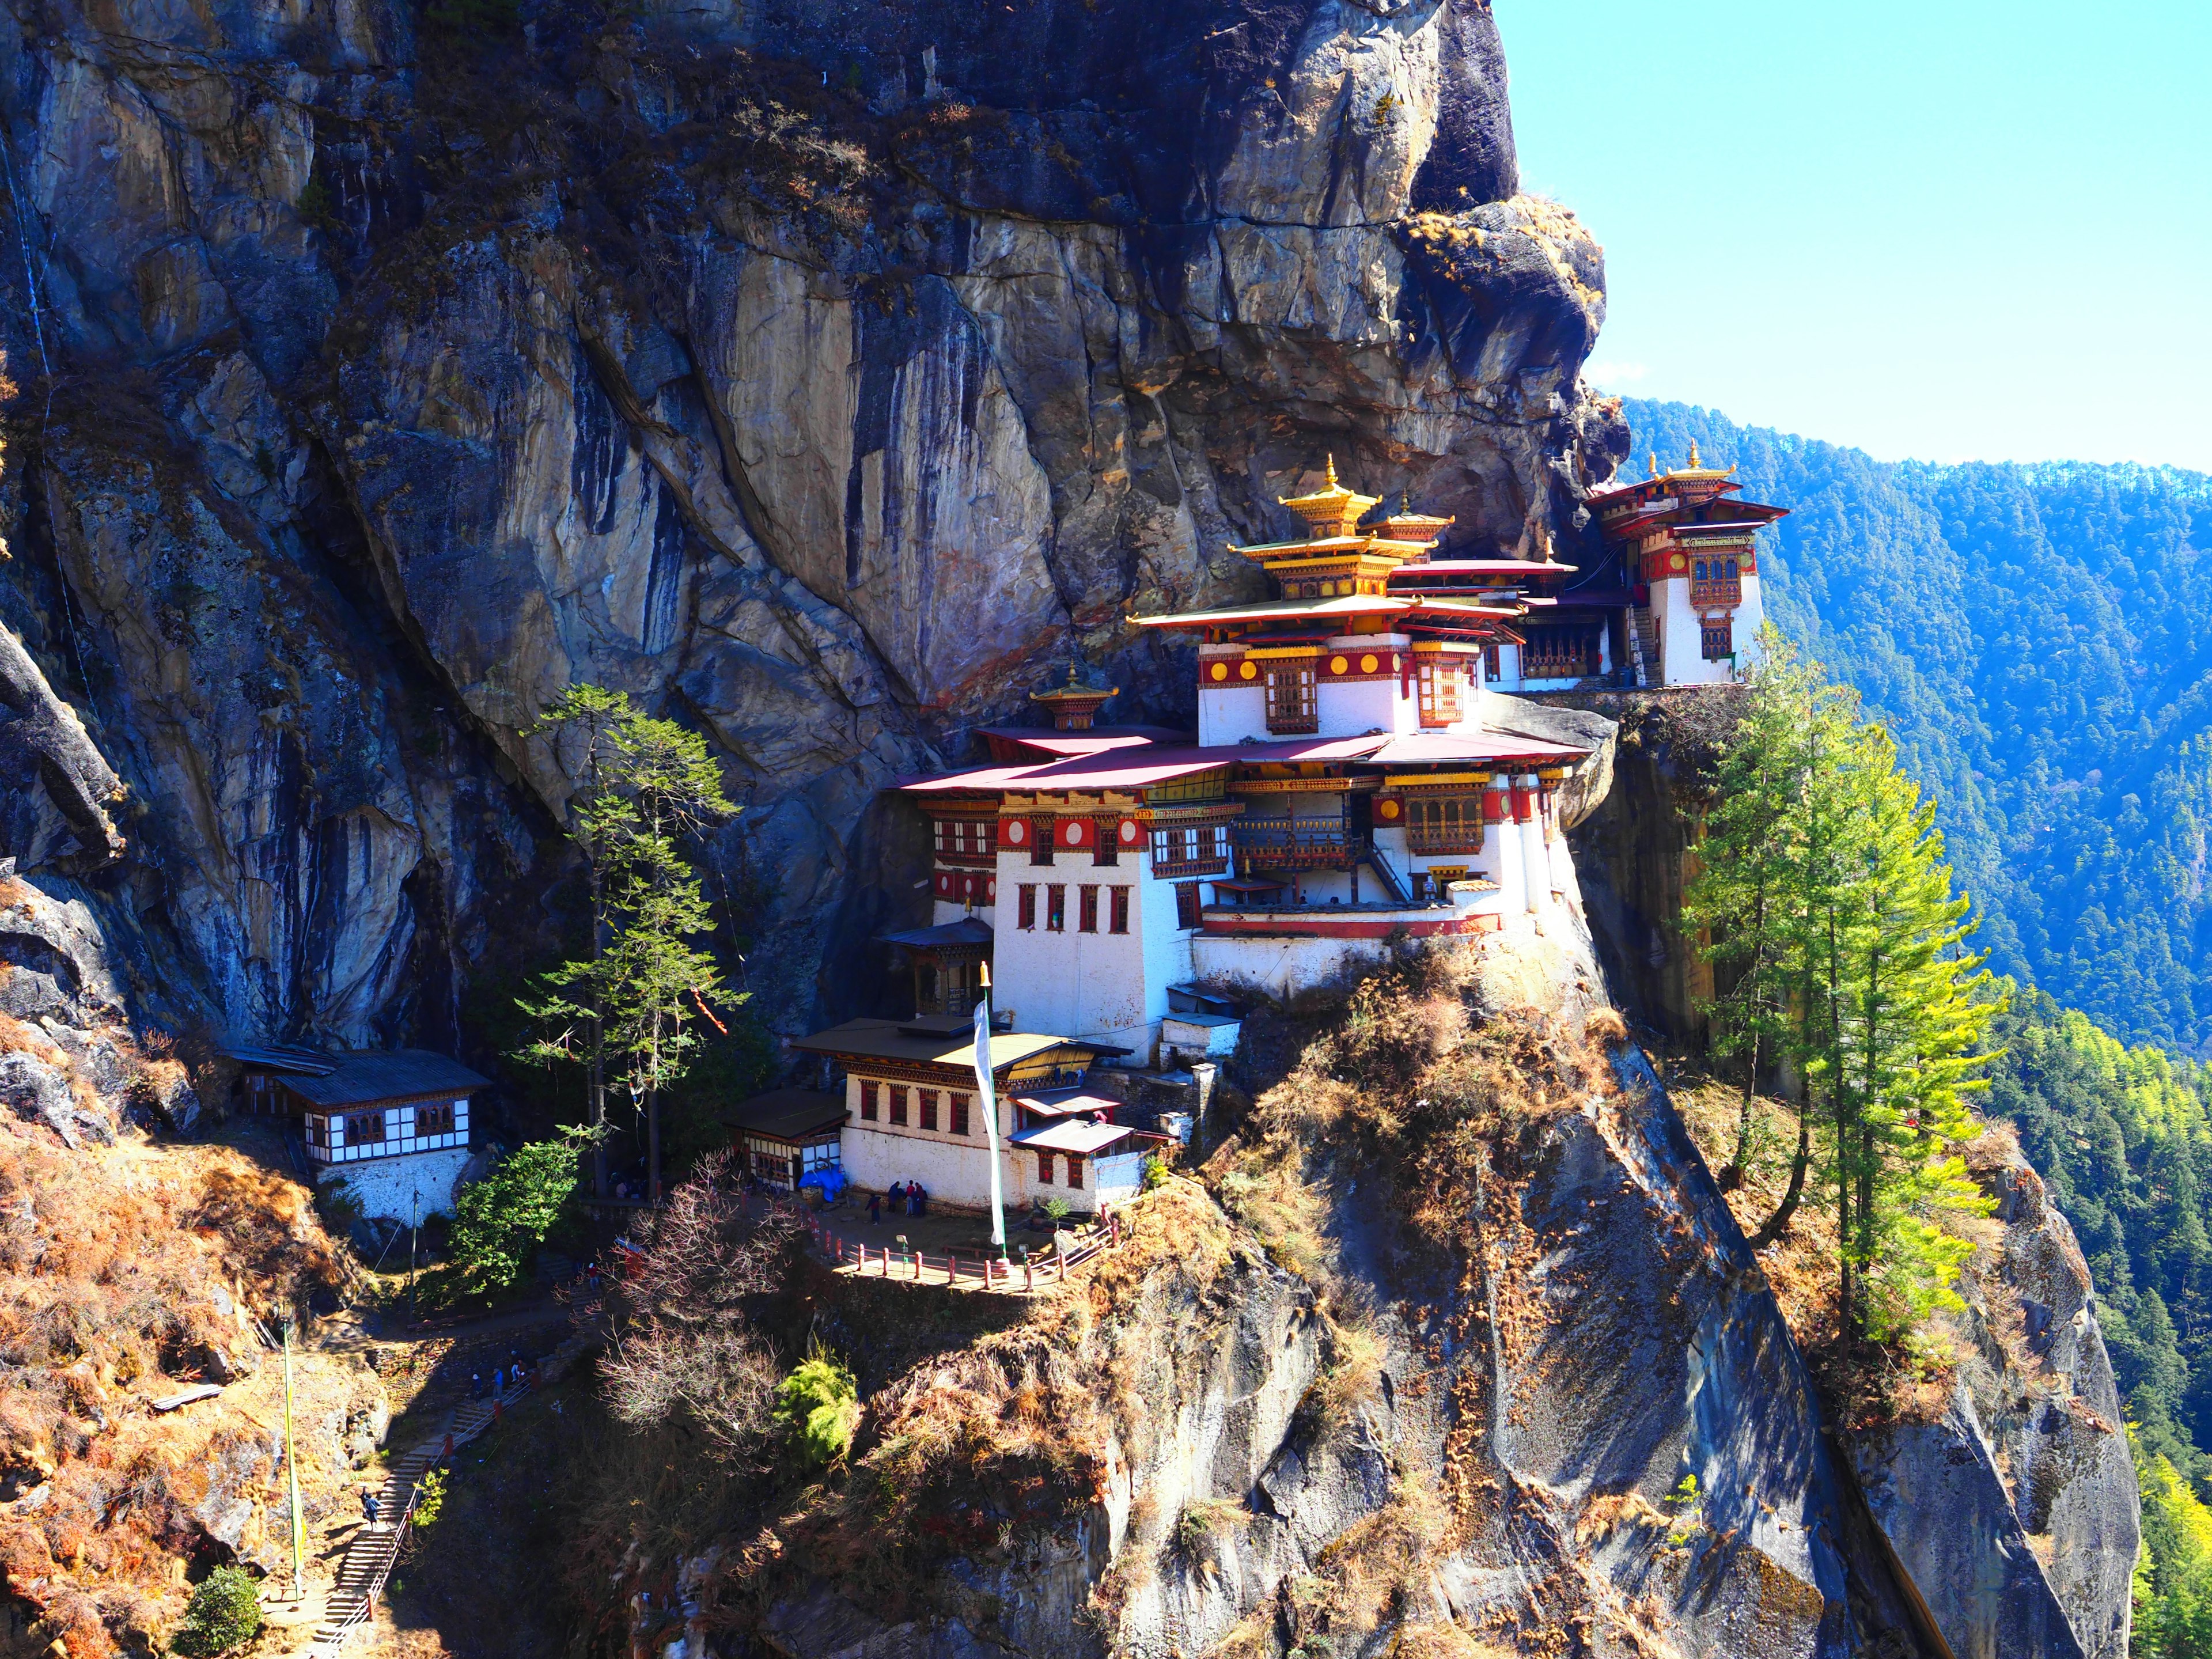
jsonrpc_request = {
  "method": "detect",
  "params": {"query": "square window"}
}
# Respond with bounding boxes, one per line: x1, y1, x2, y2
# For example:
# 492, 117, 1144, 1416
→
921, 1090, 938, 1132
1109, 888, 1130, 934
344, 1111, 385, 1146
1701, 622, 1734, 661
950, 1093, 971, 1137
1018, 884, 1037, 930
890, 1086, 909, 1127
1079, 885, 1099, 933
1047, 885, 1066, 931
416, 1102, 456, 1137
860, 1080, 879, 1122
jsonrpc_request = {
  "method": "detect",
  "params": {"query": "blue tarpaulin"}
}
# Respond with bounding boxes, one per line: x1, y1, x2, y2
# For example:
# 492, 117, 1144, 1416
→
798, 1167, 848, 1201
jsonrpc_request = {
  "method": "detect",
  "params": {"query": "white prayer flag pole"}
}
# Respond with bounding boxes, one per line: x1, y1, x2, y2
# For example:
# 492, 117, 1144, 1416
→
974, 965, 1007, 1260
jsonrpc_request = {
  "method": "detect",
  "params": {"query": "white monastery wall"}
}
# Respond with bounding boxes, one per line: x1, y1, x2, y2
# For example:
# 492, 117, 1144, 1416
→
842, 1122, 1121, 1216
1652, 577, 1733, 687
1198, 682, 1269, 747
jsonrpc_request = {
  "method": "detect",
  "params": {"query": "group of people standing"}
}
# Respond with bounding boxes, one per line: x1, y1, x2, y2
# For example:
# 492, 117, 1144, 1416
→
865, 1180, 928, 1224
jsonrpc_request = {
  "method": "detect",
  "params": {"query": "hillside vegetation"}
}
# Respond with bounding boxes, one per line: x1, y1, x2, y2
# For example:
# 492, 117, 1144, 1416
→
1623, 397, 2212, 1054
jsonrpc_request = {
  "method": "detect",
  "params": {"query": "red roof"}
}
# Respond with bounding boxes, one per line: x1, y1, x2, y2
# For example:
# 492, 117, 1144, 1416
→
1392, 559, 1580, 577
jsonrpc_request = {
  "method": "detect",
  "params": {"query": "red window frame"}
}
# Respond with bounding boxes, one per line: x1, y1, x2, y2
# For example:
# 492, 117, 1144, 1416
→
860, 1080, 879, 1122
1079, 885, 1100, 933
1176, 882, 1201, 929
1109, 887, 1130, 934
889, 1086, 909, 1127
1065, 1157, 1083, 1190
1018, 884, 1037, 930
1036, 1150, 1054, 1184
950, 1093, 971, 1137
1047, 885, 1067, 931
920, 1090, 938, 1132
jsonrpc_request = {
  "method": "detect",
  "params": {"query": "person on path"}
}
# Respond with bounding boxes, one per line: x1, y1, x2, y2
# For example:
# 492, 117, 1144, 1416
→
885, 1180, 903, 1216
440, 1430, 454, 1464
867, 1190, 881, 1225
914, 1183, 928, 1218
469, 1370, 483, 1400
494, 1365, 505, 1395
361, 1488, 381, 1529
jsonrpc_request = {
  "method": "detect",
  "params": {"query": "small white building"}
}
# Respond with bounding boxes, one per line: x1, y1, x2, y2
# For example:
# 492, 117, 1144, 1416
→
1588, 444, 1787, 688
228, 1046, 486, 1221
792, 1017, 1156, 1217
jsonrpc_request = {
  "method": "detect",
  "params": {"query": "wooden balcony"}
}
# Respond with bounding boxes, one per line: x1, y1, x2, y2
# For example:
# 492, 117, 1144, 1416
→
1233, 817, 1363, 870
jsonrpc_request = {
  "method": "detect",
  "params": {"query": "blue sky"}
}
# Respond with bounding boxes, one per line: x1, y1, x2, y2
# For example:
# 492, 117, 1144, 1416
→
1495, 1, 2212, 469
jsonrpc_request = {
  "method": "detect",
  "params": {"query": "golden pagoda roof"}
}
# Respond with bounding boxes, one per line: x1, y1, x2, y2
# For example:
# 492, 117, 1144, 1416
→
1657, 439, 1736, 484
1276, 455, 1382, 539
1029, 661, 1118, 704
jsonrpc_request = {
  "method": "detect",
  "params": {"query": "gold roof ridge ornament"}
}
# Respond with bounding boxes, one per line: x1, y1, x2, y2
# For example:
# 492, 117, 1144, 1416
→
1278, 453, 1381, 540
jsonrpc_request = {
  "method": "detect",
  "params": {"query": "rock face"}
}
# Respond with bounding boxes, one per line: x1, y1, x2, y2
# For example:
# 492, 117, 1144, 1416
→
0, 0, 1628, 1050
1851, 1136, 2139, 1659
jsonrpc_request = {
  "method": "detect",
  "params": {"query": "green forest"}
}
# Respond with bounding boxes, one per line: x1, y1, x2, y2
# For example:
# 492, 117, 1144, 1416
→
1624, 399, 2212, 1056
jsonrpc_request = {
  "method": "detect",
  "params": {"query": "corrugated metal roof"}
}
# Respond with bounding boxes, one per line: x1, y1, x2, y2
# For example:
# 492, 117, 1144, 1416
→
222, 1044, 338, 1077
721, 1088, 849, 1143
1009, 1119, 1136, 1155
282, 1050, 491, 1108
790, 1018, 1108, 1072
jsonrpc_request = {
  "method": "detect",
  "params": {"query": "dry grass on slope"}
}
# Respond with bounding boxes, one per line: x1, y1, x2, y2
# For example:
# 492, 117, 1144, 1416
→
0, 1118, 343, 1657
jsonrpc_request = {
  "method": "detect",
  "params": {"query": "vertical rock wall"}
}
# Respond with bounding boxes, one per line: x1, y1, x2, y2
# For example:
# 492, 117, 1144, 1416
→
0, 0, 1630, 1047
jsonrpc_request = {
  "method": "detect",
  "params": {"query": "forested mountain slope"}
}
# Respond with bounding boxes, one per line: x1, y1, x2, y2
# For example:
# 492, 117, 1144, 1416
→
1623, 398, 2212, 1052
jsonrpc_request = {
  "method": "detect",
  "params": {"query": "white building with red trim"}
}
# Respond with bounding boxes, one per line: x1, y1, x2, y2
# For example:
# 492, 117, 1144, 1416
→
878, 463, 1610, 1059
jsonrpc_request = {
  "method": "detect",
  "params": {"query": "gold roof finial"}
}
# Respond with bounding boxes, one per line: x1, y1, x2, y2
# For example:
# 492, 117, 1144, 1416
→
1688, 439, 1702, 468
1647, 450, 1659, 478
1324, 453, 1339, 488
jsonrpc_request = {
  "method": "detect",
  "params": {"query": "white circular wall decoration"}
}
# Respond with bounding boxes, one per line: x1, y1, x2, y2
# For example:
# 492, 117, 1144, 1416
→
1005, 820, 1027, 844
1119, 820, 1140, 844
1063, 821, 1084, 846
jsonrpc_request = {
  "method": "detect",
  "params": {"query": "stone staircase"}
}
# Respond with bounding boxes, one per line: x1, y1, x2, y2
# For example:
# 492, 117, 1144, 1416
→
1629, 606, 1659, 689
298, 1377, 532, 1657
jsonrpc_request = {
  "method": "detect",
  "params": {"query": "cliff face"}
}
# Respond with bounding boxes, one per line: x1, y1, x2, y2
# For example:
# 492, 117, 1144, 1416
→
0, 0, 1628, 1049
615, 922, 2135, 1659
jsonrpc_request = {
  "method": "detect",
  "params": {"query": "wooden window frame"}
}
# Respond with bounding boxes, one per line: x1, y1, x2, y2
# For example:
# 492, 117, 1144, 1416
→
1018, 884, 1037, 930
860, 1080, 880, 1122
1176, 881, 1201, 929
889, 1086, 909, 1127
1700, 620, 1734, 661
416, 1101, 457, 1137
1028, 816, 1054, 866
1415, 661, 1463, 726
1263, 663, 1319, 734
1065, 1156, 1083, 1191
1047, 885, 1067, 932
920, 1090, 938, 1132
344, 1111, 387, 1146
1109, 887, 1130, 935
1036, 1150, 1054, 1184
1092, 820, 1117, 867
950, 1093, 971, 1137
1079, 885, 1100, 934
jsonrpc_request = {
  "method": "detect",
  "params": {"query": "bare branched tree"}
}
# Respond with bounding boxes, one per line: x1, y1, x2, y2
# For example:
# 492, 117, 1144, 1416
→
597, 1151, 805, 1464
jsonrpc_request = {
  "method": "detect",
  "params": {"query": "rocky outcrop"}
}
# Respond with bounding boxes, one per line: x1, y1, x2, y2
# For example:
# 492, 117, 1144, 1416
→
0, 0, 1628, 1050
1851, 1136, 2139, 1659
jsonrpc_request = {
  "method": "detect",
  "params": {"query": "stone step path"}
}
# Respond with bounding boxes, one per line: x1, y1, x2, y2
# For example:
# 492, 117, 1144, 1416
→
297, 1378, 531, 1657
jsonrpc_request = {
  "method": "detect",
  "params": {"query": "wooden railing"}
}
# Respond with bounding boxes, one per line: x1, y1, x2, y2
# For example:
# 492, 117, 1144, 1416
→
1234, 818, 1363, 868
778, 1201, 1123, 1294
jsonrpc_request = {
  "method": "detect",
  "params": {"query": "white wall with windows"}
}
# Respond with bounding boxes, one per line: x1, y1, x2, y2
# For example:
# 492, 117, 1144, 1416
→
835, 1072, 1124, 1215
304, 1096, 470, 1165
